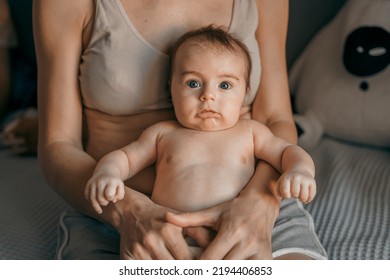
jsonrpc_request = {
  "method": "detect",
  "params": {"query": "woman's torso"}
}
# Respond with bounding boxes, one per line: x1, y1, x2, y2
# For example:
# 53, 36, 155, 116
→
80, 0, 260, 192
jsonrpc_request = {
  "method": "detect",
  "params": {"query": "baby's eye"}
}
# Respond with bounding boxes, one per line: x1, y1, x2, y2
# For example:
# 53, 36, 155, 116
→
219, 81, 232, 90
186, 80, 201, 88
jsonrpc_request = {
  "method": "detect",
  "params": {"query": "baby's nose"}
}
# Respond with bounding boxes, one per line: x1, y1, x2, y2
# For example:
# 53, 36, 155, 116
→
200, 87, 215, 101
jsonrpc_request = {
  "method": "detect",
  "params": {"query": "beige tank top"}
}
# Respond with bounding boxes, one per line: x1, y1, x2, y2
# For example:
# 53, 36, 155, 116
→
79, 0, 260, 115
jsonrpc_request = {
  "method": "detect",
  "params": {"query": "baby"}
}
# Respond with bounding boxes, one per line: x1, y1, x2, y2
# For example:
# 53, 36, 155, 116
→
85, 26, 316, 223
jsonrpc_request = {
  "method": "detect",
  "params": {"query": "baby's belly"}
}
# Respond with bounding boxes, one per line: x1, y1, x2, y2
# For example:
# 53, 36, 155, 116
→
84, 107, 176, 194
152, 163, 255, 212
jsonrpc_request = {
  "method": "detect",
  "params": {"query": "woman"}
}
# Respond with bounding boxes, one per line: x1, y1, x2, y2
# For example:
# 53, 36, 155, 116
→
33, 0, 327, 260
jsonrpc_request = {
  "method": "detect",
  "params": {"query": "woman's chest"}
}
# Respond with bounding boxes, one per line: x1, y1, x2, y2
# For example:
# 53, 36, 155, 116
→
119, 0, 234, 54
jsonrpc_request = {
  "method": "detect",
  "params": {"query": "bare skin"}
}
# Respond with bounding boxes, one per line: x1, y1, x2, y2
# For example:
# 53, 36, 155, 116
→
34, 0, 309, 259
86, 44, 316, 216
87, 120, 316, 212
85, 44, 316, 261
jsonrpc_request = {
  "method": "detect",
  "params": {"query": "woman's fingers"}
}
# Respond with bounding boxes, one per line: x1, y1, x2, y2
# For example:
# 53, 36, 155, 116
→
121, 242, 153, 260
141, 233, 175, 260
198, 229, 234, 259
224, 237, 273, 260
130, 243, 153, 260
165, 207, 220, 228
165, 207, 223, 258
118, 191, 195, 260
122, 223, 192, 260
164, 228, 193, 260
223, 244, 249, 260
184, 226, 214, 248
202, 196, 275, 259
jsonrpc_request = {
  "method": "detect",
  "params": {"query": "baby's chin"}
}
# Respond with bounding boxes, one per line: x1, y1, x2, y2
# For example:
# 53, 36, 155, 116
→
179, 119, 237, 132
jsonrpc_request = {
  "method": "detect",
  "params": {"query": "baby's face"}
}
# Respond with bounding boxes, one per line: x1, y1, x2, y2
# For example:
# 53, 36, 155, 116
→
170, 42, 247, 131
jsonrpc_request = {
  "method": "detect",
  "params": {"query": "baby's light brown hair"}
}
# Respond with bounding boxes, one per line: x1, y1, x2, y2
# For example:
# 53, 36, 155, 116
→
169, 25, 252, 89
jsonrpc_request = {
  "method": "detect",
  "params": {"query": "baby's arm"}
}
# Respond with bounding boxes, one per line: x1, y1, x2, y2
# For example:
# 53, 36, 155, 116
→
251, 121, 316, 203
277, 145, 316, 203
85, 123, 163, 213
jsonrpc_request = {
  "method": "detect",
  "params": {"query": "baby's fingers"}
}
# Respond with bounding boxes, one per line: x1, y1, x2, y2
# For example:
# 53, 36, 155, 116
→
290, 178, 303, 199
113, 184, 125, 203
84, 180, 94, 201
97, 181, 111, 206
297, 181, 317, 204
306, 182, 317, 203
104, 181, 124, 203
296, 182, 310, 202
278, 178, 292, 199
89, 185, 103, 214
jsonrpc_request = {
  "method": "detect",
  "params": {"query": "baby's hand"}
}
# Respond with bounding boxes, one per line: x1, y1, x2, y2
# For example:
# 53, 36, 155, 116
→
85, 174, 125, 214
277, 169, 316, 203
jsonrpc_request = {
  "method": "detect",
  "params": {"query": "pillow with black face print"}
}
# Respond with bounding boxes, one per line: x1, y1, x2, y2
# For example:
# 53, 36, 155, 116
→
289, 0, 390, 149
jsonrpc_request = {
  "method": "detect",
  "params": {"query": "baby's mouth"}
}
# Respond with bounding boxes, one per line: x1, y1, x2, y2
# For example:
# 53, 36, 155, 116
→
196, 109, 221, 119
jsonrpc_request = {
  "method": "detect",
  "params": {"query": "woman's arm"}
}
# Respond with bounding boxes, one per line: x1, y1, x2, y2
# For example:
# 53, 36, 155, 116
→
166, 0, 294, 259
33, 0, 193, 260
249, 0, 296, 198
34, 0, 99, 216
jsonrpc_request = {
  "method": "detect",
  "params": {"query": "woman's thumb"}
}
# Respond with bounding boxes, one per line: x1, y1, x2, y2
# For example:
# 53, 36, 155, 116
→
165, 208, 219, 228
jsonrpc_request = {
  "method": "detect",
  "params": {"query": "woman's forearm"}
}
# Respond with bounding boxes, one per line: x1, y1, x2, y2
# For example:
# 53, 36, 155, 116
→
39, 141, 129, 229
240, 160, 281, 215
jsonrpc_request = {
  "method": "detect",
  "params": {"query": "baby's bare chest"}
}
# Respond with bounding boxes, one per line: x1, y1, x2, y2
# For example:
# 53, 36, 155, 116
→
157, 128, 254, 168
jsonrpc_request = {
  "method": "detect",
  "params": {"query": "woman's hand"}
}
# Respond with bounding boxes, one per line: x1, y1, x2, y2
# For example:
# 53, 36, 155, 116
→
117, 189, 206, 260
166, 191, 280, 260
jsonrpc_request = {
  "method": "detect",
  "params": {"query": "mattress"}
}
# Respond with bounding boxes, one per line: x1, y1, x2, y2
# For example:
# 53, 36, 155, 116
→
0, 150, 70, 259
305, 137, 390, 259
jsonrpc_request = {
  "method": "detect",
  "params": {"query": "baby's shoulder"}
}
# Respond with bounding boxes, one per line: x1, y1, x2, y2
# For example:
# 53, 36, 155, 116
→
237, 119, 267, 130
147, 120, 181, 134
236, 119, 273, 138
155, 120, 181, 128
